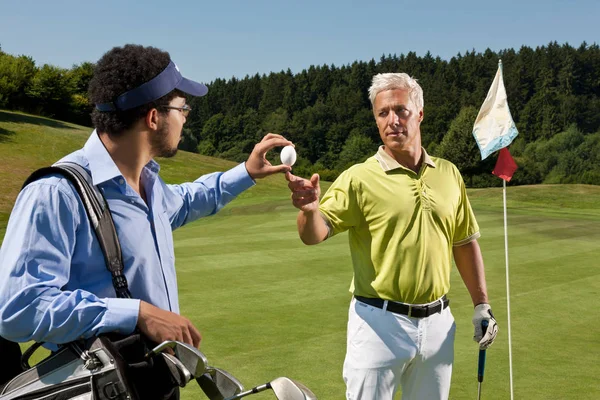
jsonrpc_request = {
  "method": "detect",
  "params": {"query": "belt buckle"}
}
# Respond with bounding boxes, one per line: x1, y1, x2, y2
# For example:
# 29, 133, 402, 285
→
435, 299, 443, 315
407, 305, 413, 318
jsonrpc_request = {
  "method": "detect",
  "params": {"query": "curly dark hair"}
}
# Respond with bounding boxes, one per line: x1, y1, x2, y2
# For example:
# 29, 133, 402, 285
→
88, 44, 184, 136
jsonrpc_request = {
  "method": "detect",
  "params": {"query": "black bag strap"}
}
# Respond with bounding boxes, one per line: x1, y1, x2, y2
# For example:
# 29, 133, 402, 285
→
22, 162, 132, 299
10, 163, 135, 374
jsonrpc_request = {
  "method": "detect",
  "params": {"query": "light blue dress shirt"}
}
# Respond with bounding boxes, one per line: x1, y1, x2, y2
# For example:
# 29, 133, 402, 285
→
0, 131, 255, 345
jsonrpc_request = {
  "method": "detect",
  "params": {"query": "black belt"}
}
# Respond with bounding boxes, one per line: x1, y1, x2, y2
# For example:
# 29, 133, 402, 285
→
354, 295, 449, 318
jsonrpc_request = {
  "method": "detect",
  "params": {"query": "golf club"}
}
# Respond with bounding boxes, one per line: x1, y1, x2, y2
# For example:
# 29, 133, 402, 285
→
146, 340, 208, 378
161, 352, 193, 387
224, 377, 317, 400
145, 343, 316, 399
477, 320, 489, 400
145, 341, 244, 399
197, 367, 244, 400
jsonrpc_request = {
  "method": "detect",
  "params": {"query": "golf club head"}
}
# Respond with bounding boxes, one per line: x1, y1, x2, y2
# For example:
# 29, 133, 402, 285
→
197, 367, 244, 400
161, 352, 193, 387
148, 340, 209, 378
147, 340, 177, 357
269, 377, 317, 400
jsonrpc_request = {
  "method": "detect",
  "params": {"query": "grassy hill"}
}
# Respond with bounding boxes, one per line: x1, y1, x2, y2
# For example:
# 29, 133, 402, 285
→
0, 109, 292, 238
2, 111, 600, 399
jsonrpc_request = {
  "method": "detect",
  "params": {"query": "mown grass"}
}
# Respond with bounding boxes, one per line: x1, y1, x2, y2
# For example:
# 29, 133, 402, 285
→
1, 111, 599, 399
172, 193, 600, 400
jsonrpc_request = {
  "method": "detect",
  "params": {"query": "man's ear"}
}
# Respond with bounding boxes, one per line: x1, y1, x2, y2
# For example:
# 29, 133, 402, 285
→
418, 108, 424, 123
145, 108, 160, 130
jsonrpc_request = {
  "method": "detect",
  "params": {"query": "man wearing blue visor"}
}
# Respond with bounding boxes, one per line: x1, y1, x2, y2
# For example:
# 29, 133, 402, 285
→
0, 45, 292, 357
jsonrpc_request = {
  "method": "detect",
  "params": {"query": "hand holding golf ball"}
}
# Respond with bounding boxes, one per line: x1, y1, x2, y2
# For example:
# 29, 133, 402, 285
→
280, 145, 297, 167
245, 133, 293, 179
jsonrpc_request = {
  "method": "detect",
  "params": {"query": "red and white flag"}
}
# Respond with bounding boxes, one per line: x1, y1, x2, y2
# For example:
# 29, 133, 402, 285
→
472, 60, 519, 160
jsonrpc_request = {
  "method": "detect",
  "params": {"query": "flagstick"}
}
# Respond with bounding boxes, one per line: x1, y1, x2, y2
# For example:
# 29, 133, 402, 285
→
502, 179, 514, 400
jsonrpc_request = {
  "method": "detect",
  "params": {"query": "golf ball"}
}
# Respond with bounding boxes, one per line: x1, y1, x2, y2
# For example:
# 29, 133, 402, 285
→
280, 145, 297, 166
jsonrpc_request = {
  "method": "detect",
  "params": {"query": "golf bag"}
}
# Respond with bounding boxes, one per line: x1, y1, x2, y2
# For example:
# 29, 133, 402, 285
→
0, 163, 179, 400
0, 338, 22, 392
0, 333, 180, 400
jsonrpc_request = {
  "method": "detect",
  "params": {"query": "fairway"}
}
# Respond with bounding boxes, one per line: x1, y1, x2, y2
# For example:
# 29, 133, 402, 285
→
1, 111, 599, 399
174, 186, 600, 400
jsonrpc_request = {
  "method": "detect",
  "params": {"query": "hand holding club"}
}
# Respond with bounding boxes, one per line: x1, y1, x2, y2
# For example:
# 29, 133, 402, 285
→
472, 303, 498, 349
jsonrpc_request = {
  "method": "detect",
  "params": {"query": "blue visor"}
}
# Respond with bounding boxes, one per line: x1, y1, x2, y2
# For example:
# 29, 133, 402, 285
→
95, 61, 208, 112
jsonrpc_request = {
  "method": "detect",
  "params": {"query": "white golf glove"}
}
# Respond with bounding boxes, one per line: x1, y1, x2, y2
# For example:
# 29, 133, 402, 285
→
472, 303, 498, 349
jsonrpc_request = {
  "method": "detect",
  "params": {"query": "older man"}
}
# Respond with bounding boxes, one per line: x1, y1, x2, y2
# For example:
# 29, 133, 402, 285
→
286, 73, 498, 399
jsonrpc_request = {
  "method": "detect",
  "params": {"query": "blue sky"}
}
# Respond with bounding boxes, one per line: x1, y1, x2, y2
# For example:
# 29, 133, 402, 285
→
1, 0, 598, 84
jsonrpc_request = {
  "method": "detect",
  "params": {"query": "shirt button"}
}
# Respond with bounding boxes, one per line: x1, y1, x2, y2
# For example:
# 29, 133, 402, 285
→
119, 178, 125, 185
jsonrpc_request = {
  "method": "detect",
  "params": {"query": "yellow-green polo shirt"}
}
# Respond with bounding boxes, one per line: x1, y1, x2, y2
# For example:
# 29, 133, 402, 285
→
319, 146, 480, 304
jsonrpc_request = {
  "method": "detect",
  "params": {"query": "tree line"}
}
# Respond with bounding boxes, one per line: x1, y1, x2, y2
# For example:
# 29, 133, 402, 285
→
1, 42, 599, 186
0, 47, 94, 126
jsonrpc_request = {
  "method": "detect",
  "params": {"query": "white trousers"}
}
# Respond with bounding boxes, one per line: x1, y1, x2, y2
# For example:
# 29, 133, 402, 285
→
343, 297, 456, 400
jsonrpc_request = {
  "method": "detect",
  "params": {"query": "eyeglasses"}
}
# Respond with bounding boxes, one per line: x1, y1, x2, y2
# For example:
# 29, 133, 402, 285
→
160, 104, 192, 117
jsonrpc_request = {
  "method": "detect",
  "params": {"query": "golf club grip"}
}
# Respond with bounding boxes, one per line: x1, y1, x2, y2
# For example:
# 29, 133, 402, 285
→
225, 383, 270, 400
477, 349, 486, 382
251, 383, 268, 393
477, 320, 489, 382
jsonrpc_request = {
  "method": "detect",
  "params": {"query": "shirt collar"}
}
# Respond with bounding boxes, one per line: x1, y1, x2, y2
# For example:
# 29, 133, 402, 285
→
374, 146, 436, 172
83, 130, 161, 186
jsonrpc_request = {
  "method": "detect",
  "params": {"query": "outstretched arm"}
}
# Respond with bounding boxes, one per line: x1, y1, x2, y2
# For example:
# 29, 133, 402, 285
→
166, 133, 294, 228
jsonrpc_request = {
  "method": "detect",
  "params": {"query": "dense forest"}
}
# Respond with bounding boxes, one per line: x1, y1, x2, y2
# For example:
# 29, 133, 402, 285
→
1, 41, 599, 186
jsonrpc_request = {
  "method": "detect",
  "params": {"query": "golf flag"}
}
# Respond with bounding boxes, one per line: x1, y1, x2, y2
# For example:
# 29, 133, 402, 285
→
472, 60, 519, 160
492, 147, 518, 181
474, 60, 518, 400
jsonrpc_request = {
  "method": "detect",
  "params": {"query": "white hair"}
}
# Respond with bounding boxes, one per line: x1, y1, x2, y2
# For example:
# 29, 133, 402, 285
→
368, 73, 424, 110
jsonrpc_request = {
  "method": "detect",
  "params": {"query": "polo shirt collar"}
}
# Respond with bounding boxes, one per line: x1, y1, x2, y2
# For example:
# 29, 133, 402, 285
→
374, 146, 436, 172
83, 130, 160, 186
